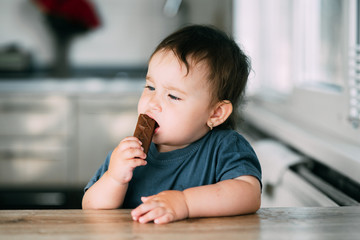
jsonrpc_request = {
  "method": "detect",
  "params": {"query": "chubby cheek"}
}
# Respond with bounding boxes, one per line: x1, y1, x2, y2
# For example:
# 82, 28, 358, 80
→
161, 111, 207, 140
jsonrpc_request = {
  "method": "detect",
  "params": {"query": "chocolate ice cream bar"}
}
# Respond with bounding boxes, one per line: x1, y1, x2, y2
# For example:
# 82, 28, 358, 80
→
133, 114, 156, 155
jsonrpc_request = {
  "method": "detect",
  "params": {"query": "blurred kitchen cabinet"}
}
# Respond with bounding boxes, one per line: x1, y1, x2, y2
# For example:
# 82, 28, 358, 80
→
0, 80, 144, 189
77, 94, 140, 184
0, 94, 74, 186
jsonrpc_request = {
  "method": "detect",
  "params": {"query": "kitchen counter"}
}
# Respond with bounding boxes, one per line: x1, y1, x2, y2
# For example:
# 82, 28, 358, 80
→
0, 207, 359, 240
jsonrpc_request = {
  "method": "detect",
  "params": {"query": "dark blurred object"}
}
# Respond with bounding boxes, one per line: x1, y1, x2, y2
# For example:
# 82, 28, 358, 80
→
0, 187, 83, 209
32, 0, 101, 77
0, 44, 33, 72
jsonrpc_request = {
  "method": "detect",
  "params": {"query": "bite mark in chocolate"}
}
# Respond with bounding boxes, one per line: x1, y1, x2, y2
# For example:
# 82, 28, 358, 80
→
133, 114, 156, 155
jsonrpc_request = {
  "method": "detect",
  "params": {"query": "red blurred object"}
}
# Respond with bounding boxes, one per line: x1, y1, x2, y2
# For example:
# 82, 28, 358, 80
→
31, 0, 101, 77
32, 0, 100, 29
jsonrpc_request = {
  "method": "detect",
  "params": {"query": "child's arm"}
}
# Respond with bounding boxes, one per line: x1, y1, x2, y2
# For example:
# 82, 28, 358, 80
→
82, 136, 147, 209
131, 175, 261, 224
82, 171, 128, 209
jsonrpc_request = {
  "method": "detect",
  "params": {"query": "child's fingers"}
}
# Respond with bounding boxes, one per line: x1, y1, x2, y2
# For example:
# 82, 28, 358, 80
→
116, 137, 143, 151
118, 155, 147, 173
138, 207, 169, 224
141, 196, 152, 202
121, 158, 147, 182
131, 195, 177, 224
132, 202, 166, 223
131, 198, 157, 220
130, 196, 152, 221
111, 137, 146, 160
121, 136, 143, 145
132, 200, 175, 224
153, 213, 174, 224
108, 156, 147, 184
121, 136, 142, 143
128, 157, 147, 168
121, 148, 146, 160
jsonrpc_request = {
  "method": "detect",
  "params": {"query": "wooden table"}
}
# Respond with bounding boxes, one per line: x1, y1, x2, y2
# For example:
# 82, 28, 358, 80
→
0, 207, 359, 240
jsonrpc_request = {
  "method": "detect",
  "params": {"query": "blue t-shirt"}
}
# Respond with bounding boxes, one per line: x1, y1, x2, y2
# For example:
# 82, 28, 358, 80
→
85, 129, 262, 208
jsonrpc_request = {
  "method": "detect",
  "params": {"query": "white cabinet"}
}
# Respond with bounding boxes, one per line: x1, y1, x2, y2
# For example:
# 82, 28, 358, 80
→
0, 80, 143, 187
0, 94, 73, 186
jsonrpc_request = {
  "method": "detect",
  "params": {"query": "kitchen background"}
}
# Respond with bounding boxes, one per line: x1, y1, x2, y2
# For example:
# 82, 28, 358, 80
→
0, 0, 359, 209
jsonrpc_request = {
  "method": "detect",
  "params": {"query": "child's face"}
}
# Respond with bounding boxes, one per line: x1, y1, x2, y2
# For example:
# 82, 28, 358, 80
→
138, 50, 214, 152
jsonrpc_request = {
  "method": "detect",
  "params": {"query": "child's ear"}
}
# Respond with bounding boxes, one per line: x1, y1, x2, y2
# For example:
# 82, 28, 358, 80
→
207, 100, 233, 129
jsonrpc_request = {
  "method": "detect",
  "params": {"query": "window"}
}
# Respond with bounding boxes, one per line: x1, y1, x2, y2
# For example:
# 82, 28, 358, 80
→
233, 0, 360, 181
234, 0, 293, 93
348, 0, 360, 128
234, 0, 360, 136
300, 0, 345, 86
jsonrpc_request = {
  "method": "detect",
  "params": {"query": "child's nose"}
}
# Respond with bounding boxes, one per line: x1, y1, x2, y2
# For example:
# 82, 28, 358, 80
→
148, 94, 162, 112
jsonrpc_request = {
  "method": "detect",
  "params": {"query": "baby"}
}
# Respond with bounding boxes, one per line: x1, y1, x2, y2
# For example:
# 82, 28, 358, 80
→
82, 25, 262, 224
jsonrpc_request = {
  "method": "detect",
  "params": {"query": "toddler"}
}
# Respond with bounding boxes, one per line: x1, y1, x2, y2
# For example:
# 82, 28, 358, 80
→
82, 25, 262, 224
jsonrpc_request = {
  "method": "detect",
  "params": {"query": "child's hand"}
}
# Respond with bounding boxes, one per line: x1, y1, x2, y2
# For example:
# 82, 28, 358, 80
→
107, 136, 147, 185
131, 190, 189, 224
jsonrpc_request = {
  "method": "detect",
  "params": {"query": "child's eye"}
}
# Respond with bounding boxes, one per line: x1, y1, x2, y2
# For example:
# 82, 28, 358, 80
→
145, 85, 155, 91
168, 94, 181, 101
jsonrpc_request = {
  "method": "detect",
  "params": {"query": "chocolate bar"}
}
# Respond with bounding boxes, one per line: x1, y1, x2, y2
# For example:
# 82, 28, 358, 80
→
133, 114, 156, 155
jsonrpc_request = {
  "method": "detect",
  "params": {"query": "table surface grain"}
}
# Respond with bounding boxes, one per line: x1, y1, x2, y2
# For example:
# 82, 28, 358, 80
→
0, 207, 359, 240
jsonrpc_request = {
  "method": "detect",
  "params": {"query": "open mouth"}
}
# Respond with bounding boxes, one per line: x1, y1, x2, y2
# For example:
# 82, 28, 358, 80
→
154, 121, 160, 133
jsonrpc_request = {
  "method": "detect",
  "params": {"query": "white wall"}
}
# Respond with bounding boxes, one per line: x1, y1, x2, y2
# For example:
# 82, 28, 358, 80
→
0, 0, 232, 69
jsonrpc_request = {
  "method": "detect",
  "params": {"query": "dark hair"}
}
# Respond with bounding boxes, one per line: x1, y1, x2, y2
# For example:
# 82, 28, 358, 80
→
150, 25, 251, 130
